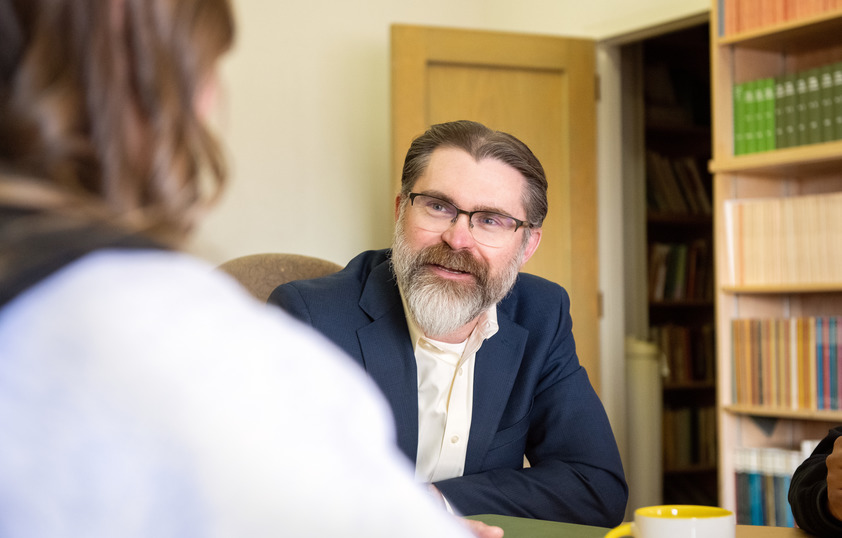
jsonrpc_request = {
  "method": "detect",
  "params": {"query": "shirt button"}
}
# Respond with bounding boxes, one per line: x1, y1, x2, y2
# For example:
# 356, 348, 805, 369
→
451, 435, 459, 444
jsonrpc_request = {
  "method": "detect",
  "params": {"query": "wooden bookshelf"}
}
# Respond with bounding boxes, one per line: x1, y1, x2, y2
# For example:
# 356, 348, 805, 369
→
711, 0, 842, 526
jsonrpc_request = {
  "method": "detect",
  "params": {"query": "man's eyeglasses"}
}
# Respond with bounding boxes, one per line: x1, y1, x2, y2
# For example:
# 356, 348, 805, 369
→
407, 192, 532, 248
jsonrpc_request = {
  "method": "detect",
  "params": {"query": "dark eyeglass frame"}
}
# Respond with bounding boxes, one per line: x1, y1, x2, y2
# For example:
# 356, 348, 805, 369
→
407, 192, 532, 232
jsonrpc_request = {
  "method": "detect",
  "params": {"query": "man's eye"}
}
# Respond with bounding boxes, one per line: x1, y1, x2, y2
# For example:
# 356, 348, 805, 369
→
429, 202, 450, 214
477, 214, 505, 227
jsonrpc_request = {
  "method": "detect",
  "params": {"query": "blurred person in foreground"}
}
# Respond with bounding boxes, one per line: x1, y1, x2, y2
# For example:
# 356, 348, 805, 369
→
789, 426, 842, 537
0, 1, 500, 537
268, 120, 628, 526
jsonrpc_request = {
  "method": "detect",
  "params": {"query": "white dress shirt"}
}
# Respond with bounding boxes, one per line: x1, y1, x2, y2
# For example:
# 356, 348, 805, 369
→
401, 296, 499, 484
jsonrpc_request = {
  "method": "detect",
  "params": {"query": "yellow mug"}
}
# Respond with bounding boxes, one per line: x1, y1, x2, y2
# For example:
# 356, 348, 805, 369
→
604, 505, 735, 538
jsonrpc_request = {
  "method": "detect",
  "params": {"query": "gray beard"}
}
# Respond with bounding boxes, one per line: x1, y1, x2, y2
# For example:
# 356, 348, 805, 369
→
391, 215, 522, 340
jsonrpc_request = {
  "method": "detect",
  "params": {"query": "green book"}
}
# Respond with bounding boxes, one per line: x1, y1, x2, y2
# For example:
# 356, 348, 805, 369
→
752, 79, 765, 153
833, 61, 842, 141
806, 67, 822, 145
760, 77, 776, 152
820, 64, 835, 142
744, 80, 758, 154
775, 76, 787, 149
795, 69, 810, 147
733, 81, 747, 155
781, 73, 797, 148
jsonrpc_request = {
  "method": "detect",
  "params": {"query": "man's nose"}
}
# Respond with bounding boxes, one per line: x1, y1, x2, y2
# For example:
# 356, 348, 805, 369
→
440, 213, 476, 250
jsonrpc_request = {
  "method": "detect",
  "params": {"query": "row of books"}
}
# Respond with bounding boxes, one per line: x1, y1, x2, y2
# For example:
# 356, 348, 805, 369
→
733, 61, 842, 155
648, 239, 713, 302
723, 191, 842, 286
732, 317, 842, 410
650, 323, 715, 386
646, 151, 712, 215
733, 445, 812, 526
663, 405, 717, 471
721, 0, 842, 36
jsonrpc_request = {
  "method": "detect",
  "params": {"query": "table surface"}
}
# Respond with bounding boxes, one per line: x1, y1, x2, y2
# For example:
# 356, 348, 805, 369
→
468, 514, 814, 538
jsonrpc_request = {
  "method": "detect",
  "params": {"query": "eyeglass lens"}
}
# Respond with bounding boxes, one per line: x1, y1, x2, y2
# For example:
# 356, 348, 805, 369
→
410, 194, 520, 247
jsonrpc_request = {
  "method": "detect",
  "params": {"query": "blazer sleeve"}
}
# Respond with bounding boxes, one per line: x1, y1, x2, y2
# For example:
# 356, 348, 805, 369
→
789, 426, 842, 537
433, 285, 628, 527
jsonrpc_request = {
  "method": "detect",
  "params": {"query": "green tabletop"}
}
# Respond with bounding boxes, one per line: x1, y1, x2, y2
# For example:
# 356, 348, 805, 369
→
467, 514, 610, 538
468, 514, 810, 538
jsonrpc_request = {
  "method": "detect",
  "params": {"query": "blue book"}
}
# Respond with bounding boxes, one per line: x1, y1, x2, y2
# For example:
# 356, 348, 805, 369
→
748, 449, 765, 526
817, 317, 824, 410
782, 475, 794, 527
772, 450, 794, 527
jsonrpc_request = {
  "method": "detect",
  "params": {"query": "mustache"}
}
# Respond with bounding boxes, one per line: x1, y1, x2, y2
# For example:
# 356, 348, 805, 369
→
414, 243, 488, 281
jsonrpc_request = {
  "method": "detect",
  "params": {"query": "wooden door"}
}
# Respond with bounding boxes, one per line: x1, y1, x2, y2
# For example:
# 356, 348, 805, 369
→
391, 24, 601, 390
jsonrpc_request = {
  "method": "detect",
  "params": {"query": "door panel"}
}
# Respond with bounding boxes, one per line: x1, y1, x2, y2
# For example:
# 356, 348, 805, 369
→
391, 24, 600, 390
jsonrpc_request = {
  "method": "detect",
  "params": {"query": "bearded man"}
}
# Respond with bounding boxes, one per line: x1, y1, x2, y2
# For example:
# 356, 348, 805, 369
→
267, 120, 628, 527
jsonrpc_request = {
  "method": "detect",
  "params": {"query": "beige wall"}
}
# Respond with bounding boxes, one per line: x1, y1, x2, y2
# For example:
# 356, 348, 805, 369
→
189, 0, 708, 266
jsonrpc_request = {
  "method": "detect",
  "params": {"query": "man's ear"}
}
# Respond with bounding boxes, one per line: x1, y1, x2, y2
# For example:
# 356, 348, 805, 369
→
519, 228, 542, 267
394, 194, 403, 222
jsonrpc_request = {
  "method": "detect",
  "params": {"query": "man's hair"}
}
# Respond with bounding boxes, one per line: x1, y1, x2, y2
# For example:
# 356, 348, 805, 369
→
399, 120, 548, 228
0, 0, 235, 243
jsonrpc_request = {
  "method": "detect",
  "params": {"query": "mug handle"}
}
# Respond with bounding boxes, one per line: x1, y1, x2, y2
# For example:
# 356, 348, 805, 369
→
604, 522, 632, 538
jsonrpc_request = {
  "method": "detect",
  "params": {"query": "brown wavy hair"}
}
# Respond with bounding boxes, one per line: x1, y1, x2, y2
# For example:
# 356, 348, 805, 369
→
0, 0, 235, 244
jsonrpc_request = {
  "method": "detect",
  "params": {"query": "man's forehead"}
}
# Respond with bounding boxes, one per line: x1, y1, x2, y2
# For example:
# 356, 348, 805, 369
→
416, 147, 527, 210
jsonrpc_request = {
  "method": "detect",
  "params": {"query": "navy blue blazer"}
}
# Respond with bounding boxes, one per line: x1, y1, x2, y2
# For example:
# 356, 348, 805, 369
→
268, 249, 627, 525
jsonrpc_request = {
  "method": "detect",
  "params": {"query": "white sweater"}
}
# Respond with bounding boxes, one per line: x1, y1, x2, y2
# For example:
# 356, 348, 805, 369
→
0, 249, 471, 538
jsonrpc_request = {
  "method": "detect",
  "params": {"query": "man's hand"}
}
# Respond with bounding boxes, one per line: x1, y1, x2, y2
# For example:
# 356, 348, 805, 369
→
461, 518, 504, 538
827, 436, 842, 521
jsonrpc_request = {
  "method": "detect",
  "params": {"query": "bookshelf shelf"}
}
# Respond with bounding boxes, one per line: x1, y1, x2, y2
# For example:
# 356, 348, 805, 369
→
709, 140, 842, 175
718, 9, 842, 51
724, 405, 842, 422
721, 283, 842, 294
712, 1, 842, 526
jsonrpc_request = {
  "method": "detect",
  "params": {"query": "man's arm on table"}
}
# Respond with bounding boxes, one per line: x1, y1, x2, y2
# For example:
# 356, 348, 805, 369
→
434, 287, 627, 527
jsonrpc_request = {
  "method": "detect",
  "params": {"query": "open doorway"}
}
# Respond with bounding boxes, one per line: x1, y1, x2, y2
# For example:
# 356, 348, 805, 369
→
599, 16, 716, 515
638, 23, 717, 508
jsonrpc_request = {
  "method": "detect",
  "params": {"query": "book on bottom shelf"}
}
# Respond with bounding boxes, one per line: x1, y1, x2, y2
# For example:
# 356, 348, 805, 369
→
734, 440, 821, 527
734, 447, 797, 526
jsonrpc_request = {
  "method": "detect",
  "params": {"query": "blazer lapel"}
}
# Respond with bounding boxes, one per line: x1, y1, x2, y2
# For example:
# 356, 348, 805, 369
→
464, 315, 528, 475
357, 260, 419, 463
